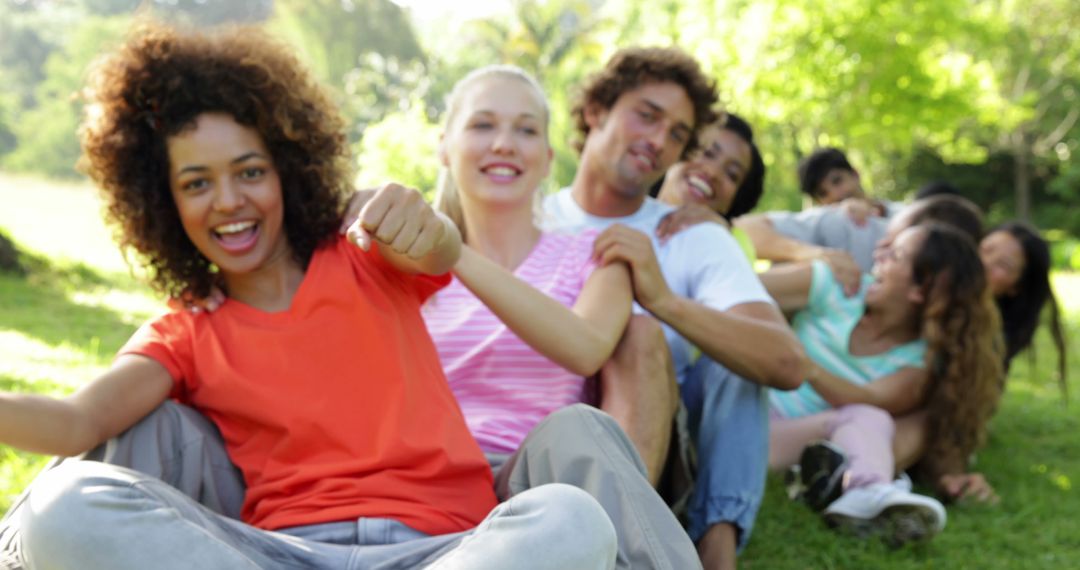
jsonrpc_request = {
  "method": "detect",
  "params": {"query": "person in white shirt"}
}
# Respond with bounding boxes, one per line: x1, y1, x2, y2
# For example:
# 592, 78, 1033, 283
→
542, 47, 804, 570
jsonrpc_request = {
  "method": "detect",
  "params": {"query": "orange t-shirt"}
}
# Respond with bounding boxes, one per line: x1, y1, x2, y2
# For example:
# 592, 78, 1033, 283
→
120, 236, 497, 535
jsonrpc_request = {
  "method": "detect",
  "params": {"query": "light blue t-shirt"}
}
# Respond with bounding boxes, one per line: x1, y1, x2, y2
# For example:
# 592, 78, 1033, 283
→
542, 189, 775, 385
769, 260, 926, 418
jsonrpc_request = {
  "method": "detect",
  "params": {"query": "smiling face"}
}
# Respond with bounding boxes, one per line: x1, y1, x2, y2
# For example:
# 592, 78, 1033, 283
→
583, 81, 695, 200
657, 124, 751, 214
980, 230, 1026, 298
865, 225, 928, 310
815, 168, 863, 204
439, 75, 552, 210
167, 112, 290, 281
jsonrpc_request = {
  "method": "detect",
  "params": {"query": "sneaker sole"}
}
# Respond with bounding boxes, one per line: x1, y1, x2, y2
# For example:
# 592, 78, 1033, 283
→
824, 503, 941, 548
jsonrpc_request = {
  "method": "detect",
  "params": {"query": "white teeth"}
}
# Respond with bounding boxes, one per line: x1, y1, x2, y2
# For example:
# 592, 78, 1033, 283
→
688, 175, 714, 198
215, 221, 256, 235
485, 166, 518, 177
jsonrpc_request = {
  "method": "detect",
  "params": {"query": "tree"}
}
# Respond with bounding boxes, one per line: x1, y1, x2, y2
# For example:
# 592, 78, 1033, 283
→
2, 14, 130, 178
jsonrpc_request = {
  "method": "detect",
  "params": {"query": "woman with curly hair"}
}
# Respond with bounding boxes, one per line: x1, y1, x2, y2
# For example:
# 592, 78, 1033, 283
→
764, 222, 1002, 546
0, 22, 618, 569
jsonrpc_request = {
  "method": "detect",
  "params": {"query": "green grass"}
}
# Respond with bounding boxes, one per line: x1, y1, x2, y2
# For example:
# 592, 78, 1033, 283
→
2, 172, 1079, 567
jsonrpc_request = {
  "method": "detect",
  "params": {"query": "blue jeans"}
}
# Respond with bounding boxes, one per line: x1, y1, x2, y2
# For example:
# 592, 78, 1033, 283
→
679, 357, 769, 551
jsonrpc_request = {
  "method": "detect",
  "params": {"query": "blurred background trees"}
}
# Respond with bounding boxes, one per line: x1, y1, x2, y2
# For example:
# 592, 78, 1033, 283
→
2, 0, 1079, 262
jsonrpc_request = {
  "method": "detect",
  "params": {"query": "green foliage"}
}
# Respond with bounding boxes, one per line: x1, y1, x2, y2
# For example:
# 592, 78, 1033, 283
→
268, 0, 424, 89
354, 101, 441, 199
1, 14, 129, 178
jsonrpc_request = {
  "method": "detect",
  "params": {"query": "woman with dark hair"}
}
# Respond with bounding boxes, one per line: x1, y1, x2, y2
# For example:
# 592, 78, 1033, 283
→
650, 112, 766, 259
982, 222, 1068, 384
0, 22, 618, 569
766, 223, 1002, 546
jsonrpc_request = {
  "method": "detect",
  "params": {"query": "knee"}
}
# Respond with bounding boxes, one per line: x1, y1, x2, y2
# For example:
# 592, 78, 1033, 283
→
22, 463, 121, 561
518, 484, 616, 566
546, 403, 610, 430
612, 315, 670, 369
832, 404, 895, 438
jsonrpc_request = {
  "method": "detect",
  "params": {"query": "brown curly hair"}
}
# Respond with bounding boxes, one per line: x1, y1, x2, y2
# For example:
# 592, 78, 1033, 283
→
571, 46, 718, 157
908, 223, 1004, 489
79, 21, 351, 300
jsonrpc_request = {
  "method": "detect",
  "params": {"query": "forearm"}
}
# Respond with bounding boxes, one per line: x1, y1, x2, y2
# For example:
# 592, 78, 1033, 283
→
735, 215, 821, 263
758, 262, 814, 313
454, 247, 628, 376
0, 393, 100, 456
648, 295, 804, 389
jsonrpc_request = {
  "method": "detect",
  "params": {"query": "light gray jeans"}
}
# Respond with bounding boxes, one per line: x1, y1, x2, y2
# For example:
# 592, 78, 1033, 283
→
1, 402, 617, 570
1, 403, 698, 570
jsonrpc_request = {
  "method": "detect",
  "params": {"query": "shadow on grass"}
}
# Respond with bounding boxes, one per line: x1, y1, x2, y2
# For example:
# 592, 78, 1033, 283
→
0, 250, 147, 357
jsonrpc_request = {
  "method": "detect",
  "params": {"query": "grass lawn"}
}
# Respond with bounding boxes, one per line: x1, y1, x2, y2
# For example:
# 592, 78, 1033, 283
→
2, 171, 1078, 567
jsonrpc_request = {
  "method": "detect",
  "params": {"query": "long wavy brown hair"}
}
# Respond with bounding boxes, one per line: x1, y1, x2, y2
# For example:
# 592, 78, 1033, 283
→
79, 21, 351, 299
909, 223, 1005, 486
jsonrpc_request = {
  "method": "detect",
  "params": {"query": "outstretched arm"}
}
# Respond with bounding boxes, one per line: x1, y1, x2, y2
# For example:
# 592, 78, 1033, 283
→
345, 183, 461, 276
453, 245, 632, 377
0, 355, 172, 456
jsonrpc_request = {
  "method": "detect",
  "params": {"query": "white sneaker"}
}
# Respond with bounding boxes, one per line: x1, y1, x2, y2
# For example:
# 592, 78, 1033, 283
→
823, 481, 947, 547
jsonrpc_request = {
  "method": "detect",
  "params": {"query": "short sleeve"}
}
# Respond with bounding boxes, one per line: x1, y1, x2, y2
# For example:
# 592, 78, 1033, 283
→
118, 312, 194, 400
806, 259, 839, 314
573, 229, 601, 284
340, 236, 451, 304
670, 223, 773, 312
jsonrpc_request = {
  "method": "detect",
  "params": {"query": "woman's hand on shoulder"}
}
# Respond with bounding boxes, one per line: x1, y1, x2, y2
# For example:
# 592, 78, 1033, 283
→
170, 286, 226, 314
940, 472, 999, 504
655, 204, 727, 241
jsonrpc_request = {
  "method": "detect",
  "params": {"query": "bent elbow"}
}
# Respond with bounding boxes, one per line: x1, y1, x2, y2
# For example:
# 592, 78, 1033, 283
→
769, 343, 806, 391
567, 352, 606, 377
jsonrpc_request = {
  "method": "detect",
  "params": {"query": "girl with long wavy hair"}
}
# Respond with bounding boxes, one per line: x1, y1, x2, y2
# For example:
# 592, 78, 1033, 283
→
763, 222, 1002, 547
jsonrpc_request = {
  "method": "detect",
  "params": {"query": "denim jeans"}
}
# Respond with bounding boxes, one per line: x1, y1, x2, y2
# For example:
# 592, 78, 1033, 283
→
679, 357, 769, 551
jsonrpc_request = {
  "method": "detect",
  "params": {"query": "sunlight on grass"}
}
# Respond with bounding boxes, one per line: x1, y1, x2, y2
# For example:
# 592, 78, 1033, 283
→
0, 172, 128, 274
68, 288, 164, 324
0, 331, 106, 389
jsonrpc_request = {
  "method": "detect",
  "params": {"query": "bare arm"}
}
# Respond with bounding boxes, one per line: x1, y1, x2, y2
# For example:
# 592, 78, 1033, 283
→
736, 214, 862, 296
593, 224, 804, 390
804, 361, 928, 415
649, 297, 805, 390
346, 183, 462, 276
0, 354, 172, 456
453, 245, 632, 376
735, 214, 825, 263
758, 261, 814, 314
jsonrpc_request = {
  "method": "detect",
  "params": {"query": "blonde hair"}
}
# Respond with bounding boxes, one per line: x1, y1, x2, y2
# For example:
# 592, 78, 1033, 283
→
433, 65, 550, 241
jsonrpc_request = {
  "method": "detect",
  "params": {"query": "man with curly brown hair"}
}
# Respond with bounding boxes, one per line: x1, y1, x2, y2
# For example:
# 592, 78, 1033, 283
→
543, 47, 805, 570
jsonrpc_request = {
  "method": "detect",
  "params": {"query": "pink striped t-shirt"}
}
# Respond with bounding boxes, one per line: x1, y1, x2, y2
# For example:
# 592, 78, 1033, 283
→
423, 230, 599, 454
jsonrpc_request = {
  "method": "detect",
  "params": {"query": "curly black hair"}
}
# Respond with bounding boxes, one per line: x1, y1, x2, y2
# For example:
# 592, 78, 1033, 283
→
571, 46, 717, 157
79, 21, 351, 299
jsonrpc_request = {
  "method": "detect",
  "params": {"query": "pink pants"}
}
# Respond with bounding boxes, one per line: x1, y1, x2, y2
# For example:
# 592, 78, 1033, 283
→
769, 404, 895, 490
